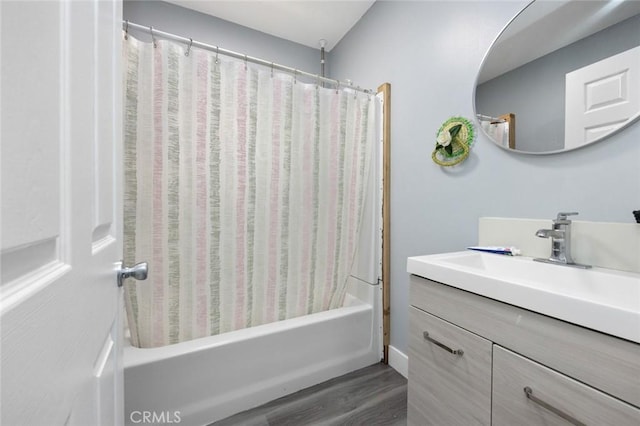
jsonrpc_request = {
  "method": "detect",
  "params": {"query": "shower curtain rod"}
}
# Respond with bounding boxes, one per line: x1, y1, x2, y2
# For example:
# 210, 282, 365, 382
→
123, 21, 374, 94
477, 113, 507, 123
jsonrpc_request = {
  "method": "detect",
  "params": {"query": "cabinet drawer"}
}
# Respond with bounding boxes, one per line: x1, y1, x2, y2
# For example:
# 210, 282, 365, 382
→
408, 307, 492, 426
493, 346, 640, 425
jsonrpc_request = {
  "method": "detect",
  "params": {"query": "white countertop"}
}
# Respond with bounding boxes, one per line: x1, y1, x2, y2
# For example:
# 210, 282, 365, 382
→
408, 251, 640, 344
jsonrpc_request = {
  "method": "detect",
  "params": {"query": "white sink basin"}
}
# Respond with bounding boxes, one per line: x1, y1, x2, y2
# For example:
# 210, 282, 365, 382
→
407, 251, 640, 343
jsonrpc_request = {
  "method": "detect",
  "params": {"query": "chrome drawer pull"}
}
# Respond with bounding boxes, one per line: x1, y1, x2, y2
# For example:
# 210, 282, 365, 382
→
524, 387, 586, 426
423, 331, 464, 356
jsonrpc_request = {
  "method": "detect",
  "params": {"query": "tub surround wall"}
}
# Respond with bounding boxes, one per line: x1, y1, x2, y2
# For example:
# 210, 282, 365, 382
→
479, 217, 640, 273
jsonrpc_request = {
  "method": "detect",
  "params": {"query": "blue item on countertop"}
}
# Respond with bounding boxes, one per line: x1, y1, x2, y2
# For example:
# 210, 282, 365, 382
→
467, 246, 521, 256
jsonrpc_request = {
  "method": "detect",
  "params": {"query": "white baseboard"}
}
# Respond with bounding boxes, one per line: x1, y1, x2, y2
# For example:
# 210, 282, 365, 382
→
388, 345, 408, 379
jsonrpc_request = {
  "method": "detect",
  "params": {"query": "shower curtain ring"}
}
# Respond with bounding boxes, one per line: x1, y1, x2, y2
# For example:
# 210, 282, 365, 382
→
316, 74, 320, 90
270, 62, 274, 78
215, 46, 219, 64
150, 26, 157, 48
294, 69, 297, 84
335, 80, 340, 94
124, 20, 129, 40
185, 38, 193, 56
244, 54, 248, 70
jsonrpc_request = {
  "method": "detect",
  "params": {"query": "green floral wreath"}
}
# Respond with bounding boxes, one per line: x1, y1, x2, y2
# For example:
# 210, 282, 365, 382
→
432, 116, 475, 167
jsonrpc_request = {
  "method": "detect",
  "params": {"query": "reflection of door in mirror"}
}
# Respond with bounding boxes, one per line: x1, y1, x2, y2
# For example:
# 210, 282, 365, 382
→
565, 46, 640, 150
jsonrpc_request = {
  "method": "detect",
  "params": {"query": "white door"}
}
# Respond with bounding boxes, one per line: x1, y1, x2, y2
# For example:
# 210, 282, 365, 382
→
565, 45, 640, 150
1, 1, 126, 425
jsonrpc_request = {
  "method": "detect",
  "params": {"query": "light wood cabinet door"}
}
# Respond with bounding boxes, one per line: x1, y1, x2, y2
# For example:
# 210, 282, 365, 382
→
407, 307, 492, 426
493, 346, 640, 426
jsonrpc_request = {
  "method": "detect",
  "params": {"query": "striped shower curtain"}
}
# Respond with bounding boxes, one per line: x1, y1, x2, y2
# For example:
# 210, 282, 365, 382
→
123, 36, 377, 348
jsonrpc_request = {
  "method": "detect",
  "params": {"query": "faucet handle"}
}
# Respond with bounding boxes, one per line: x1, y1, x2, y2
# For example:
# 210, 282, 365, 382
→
556, 212, 579, 222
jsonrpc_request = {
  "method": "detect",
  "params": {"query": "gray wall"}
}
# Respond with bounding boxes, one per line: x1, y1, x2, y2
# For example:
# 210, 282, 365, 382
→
476, 14, 640, 152
330, 1, 640, 355
123, 1, 322, 76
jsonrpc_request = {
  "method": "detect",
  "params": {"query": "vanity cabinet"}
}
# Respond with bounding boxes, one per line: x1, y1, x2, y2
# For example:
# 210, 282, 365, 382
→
407, 275, 640, 426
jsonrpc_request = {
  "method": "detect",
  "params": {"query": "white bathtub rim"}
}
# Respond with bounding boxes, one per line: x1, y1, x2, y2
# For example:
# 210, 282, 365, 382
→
123, 295, 371, 368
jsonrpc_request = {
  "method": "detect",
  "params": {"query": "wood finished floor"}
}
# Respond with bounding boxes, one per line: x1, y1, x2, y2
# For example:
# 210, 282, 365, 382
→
210, 362, 407, 426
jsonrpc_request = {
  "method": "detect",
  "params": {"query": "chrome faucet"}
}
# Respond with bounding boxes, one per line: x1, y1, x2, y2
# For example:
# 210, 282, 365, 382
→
534, 212, 591, 269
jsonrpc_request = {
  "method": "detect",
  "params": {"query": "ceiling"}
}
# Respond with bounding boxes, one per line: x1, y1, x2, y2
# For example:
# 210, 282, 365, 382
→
164, 0, 376, 51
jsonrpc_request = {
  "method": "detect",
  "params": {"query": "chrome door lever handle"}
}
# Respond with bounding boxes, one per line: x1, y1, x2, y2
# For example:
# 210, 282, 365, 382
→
117, 261, 148, 287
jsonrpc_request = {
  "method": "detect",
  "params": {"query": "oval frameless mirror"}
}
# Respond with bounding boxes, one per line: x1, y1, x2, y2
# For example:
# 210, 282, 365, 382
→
474, 0, 640, 154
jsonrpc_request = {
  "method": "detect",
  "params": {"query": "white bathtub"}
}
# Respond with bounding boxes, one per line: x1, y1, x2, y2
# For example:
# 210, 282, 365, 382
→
123, 282, 381, 426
